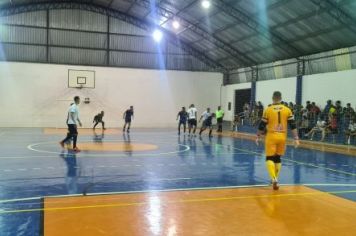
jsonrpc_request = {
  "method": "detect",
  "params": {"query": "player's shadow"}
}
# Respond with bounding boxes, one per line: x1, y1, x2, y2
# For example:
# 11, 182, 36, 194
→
123, 133, 133, 156
93, 129, 105, 143
60, 150, 80, 194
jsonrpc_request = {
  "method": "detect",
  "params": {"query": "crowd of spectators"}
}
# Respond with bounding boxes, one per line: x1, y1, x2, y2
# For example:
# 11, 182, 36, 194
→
232, 100, 356, 145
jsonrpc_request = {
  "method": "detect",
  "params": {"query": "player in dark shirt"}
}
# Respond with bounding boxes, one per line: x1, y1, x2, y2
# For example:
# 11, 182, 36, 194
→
123, 106, 134, 133
93, 111, 105, 130
177, 107, 188, 135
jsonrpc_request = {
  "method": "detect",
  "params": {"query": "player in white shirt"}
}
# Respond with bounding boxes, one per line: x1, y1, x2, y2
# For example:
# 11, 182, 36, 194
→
199, 108, 214, 137
60, 96, 82, 152
187, 104, 198, 136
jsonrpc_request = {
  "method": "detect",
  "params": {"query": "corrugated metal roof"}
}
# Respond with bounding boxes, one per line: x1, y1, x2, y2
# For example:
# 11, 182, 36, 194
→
0, 0, 356, 72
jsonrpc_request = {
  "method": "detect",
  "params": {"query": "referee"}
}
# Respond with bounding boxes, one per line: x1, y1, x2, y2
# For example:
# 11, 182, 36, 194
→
216, 106, 224, 133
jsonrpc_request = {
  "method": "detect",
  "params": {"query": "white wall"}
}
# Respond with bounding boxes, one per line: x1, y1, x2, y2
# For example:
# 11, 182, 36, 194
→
302, 69, 356, 108
221, 82, 251, 121
0, 62, 223, 127
256, 77, 297, 107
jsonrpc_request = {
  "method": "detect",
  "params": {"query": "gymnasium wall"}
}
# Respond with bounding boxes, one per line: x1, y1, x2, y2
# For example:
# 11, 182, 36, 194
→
302, 69, 356, 106
222, 68, 356, 121
255, 77, 297, 108
0, 62, 223, 128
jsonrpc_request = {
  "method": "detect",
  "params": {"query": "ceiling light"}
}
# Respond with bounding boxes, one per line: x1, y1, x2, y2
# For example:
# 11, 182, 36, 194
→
172, 20, 180, 29
152, 29, 163, 42
201, 0, 211, 9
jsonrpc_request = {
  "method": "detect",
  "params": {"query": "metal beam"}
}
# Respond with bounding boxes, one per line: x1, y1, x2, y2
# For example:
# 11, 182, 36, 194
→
122, 0, 256, 67
211, 0, 304, 57
309, 0, 356, 35
0, 1, 226, 71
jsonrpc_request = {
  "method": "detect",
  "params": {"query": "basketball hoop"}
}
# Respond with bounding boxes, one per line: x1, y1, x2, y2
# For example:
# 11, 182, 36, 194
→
76, 85, 84, 89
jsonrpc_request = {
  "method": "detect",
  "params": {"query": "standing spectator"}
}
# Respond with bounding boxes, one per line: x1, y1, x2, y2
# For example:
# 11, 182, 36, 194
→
327, 113, 338, 143
323, 100, 333, 120
310, 102, 320, 124
343, 103, 355, 127
306, 101, 312, 111
334, 101, 343, 130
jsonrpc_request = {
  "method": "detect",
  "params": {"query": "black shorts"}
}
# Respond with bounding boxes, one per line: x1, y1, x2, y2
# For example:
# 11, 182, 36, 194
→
179, 120, 187, 125
67, 124, 78, 135
203, 120, 212, 128
188, 119, 197, 127
125, 118, 132, 123
217, 117, 223, 124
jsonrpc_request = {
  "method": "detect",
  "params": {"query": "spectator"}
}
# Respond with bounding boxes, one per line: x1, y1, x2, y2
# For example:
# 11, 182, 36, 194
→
327, 113, 338, 143
345, 119, 356, 145
323, 100, 333, 120
305, 118, 327, 141
310, 102, 320, 123
298, 112, 310, 138
335, 100, 343, 126
232, 115, 241, 132
306, 101, 312, 111
343, 103, 355, 125
242, 102, 250, 125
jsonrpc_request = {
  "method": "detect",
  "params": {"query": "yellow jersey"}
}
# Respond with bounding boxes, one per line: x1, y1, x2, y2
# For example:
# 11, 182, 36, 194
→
262, 104, 293, 136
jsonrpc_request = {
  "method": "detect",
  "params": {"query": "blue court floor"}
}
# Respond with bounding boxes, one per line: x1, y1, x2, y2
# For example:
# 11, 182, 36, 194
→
0, 128, 355, 235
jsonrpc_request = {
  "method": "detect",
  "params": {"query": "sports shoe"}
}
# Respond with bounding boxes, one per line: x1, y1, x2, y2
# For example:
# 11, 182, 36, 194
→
72, 147, 81, 153
59, 141, 65, 148
272, 181, 279, 190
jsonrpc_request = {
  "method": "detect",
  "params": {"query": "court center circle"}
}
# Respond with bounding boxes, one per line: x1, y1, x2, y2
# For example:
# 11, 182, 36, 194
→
27, 140, 190, 157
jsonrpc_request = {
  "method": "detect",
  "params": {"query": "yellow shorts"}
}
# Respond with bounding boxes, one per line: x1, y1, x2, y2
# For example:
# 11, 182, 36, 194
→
265, 134, 287, 156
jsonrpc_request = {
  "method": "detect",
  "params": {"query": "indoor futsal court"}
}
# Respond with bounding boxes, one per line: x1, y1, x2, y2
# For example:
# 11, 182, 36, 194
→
1, 0, 356, 236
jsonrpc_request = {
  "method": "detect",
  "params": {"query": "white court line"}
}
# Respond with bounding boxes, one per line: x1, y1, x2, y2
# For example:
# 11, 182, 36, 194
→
2, 183, 356, 204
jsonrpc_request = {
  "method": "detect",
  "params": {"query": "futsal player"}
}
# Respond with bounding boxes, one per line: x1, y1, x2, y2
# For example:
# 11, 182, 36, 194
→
256, 91, 299, 190
199, 108, 214, 137
123, 106, 134, 133
60, 96, 82, 152
215, 106, 224, 132
177, 107, 188, 135
93, 111, 106, 130
187, 104, 198, 136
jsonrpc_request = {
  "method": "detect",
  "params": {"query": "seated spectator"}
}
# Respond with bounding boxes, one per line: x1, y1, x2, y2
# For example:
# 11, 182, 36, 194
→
326, 113, 338, 143
298, 113, 310, 138
344, 119, 356, 145
305, 118, 327, 141
232, 115, 241, 132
